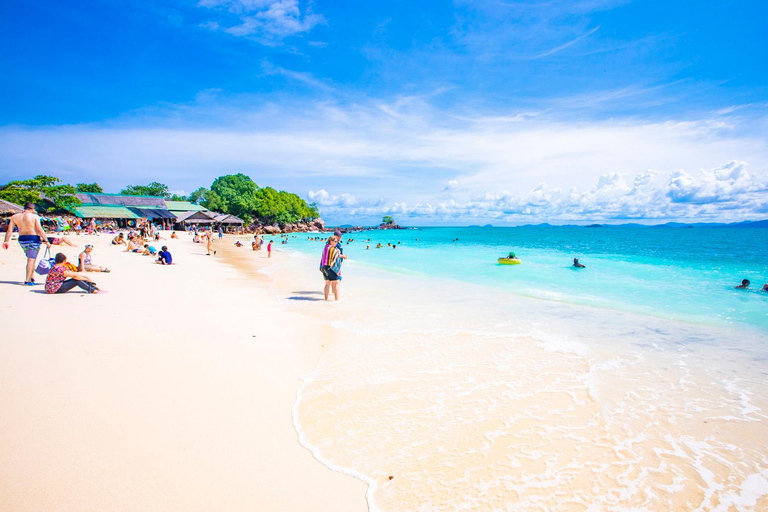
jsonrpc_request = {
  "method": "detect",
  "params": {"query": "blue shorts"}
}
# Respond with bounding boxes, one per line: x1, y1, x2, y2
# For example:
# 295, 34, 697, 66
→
18, 235, 42, 259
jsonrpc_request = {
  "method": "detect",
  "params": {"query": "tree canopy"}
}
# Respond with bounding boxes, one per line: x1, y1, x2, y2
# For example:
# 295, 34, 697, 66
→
198, 173, 318, 225
0, 175, 81, 212
76, 182, 103, 193
382, 215, 395, 225
121, 182, 170, 198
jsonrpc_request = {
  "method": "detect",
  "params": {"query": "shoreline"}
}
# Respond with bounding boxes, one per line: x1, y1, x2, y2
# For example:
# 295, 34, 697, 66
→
0, 231, 368, 511
266, 238, 768, 510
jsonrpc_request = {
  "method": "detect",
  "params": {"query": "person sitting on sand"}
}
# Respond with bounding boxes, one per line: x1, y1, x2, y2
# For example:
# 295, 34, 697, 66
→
193, 234, 201, 243
125, 237, 142, 253
46, 253, 99, 294
735, 279, 751, 289
47, 236, 77, 247
141, 244, 157, 256
235, 240, 243, 247
170, 231, 178, 239
112, 233, 126, 245
78, 245, 110, 273
573, 258, 586, 268
156, 246, 173, 265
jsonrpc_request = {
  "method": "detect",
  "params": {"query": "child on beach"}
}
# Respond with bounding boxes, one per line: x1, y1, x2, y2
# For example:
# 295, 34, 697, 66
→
156, 246, 172, 265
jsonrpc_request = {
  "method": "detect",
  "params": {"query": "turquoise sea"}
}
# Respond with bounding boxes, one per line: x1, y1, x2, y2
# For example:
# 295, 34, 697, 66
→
277, 225, 768, 510
284, 226, 768, 331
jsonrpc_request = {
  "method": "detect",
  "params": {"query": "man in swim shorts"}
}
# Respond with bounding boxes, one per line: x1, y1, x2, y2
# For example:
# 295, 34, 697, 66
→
2, 202, 51, 285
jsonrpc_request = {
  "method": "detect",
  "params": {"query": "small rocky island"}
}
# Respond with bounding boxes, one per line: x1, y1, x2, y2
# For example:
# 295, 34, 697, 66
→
332, 216, 409, 234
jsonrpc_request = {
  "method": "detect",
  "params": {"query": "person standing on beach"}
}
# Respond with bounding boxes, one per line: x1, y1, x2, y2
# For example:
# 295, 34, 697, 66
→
319, 231, 348, 301
218, 226, 223, 241
267, 239, 272, 258
2, 202, 51, 285
206, 231, 216, 256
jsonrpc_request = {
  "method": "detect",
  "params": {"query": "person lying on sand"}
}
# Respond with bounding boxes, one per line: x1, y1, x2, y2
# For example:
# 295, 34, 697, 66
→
47, 236, 77, 247
46, 253, 99, 294
78, 245, 110, 273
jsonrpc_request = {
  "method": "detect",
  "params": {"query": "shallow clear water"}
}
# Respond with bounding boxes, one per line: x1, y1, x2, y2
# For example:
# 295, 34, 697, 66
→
282, 226, 768, 331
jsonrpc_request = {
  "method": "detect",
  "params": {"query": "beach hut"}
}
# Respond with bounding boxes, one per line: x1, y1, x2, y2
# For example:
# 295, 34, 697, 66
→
0, 199, 24, 231
213, 213, 245, 232
0, 198, 24, 216
73, 193, 177, 228
174, 210, 218, 230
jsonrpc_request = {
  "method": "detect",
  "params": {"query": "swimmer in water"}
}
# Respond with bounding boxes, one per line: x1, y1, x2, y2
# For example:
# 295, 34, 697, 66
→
735, 279, 750, 289
573, 258, 585, 268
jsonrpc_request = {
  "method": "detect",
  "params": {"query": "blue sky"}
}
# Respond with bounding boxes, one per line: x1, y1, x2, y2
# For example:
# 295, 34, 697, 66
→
1, 0, 767, 224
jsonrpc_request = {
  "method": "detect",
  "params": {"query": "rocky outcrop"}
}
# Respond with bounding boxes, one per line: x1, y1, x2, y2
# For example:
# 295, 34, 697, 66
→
245, 217, 326, 235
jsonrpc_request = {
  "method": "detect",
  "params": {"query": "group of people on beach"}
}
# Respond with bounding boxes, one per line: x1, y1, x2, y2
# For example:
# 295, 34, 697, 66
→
2, 203, 102, 293
2, 203, 178, 294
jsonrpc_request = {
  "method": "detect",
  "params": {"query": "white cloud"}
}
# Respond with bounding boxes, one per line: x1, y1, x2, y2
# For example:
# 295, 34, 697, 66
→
307, 189, 357, 206
1, 96, 766, 224
312, 161, 768, 224
198, 0, 324, 43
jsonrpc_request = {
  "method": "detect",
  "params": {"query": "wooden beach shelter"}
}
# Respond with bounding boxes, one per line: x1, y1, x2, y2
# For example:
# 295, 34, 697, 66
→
213, 213, 245, 232
0, 199, 24, 230
174, 210, 219, 230
73, 193, 177, 227
0, 198, 24, 216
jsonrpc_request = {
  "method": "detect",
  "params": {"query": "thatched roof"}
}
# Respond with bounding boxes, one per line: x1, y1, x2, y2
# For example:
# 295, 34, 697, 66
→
76, 193, 167, 208
175, 210, 217, 223
0, 199, 24, 215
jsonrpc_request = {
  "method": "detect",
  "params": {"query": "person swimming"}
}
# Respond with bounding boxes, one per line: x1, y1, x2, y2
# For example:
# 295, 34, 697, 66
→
573, 258, 585, 268
735, 279, 751, 289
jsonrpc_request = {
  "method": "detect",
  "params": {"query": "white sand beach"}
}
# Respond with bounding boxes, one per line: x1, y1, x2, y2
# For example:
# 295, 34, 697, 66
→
0, 233, 367, 511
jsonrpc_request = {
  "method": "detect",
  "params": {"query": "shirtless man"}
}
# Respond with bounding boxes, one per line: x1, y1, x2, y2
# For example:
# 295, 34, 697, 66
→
2, 202, 51, 285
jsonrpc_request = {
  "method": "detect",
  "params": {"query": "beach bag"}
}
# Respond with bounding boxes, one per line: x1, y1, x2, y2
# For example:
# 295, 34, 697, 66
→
35, 247, 55, 275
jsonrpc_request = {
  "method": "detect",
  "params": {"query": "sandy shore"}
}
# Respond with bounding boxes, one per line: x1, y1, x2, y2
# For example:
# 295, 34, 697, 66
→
0, 232, 367, 511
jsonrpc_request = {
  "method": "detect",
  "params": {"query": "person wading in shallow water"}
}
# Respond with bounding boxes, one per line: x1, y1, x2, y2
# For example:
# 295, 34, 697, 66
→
2, 202, 51, 285
319, 231, 348, 301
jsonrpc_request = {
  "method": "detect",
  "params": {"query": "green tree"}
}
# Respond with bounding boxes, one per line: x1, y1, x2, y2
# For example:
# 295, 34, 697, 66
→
188, 187, 208, 204
200, 173, 319, 225
121, 182, 170, 198
76, 182, 103, 193
169, 193, 187, 201
382, 216, 395, 225
0, 175, 80, 212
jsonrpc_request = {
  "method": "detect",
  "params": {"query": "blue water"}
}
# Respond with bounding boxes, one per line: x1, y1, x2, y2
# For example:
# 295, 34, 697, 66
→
275, 226, 768, 331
